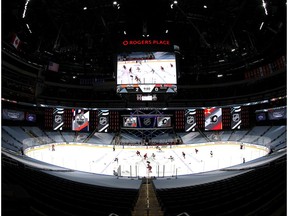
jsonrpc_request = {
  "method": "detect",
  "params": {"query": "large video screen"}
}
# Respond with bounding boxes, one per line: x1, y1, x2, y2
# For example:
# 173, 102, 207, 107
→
116, 51, 177, 94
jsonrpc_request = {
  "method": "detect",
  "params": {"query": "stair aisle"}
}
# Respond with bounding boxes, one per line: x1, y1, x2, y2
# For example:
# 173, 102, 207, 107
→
132, 178, 164, 216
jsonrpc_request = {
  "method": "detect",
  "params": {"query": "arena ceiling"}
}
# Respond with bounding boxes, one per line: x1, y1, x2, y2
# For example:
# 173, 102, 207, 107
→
1, 0, 287, 107
3, 0, 286, 74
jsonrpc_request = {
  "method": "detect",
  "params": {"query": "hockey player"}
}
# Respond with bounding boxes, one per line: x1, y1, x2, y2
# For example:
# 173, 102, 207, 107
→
136, 150, 141, 156
147, 163, 152, 173
114, 157, 118, 163
182, 151, 186, 159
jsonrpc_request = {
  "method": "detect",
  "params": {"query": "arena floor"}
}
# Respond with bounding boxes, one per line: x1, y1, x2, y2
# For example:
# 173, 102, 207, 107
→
25, 142, 269, 177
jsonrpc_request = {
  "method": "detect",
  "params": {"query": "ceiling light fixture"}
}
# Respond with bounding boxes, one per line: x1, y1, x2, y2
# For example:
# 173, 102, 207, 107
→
113, 1, 120, 9
22, 0, 30, 18
26, 24, 32, 33
262, 0, 268, 15
170, 1, 178, 9
259, 22, 264, 30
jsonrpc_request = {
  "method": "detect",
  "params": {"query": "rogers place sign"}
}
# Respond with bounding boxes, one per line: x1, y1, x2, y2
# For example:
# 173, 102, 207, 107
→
122, 39, 170, 46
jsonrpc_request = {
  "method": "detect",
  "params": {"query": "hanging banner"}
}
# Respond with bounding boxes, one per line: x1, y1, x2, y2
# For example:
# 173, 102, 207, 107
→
53, 108, 64, 130
98, 110, 109, 132
204, 108, 222, 131
231, 106, 241, 129
72, 109, 89, 131
185, 109, 196, 132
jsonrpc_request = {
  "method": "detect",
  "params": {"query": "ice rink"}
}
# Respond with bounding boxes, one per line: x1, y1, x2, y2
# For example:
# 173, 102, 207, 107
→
25, 142, 269, 177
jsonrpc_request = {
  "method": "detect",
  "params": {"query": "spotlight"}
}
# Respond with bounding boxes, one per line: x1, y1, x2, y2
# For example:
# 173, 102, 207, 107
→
170, 1, 178, 9
113, 1, 120, 9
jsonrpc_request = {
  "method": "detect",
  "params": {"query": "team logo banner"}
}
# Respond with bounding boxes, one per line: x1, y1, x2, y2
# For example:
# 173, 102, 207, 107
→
72, 109, 89, 131
204, 108, 222, 131
231, 106, 242, 129
185, 109, 196, 132
98, 110, 109, 132
53, 108, 64, 130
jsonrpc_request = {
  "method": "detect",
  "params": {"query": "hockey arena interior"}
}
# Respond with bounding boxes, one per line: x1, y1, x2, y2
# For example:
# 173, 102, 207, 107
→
1, 0, 287, 216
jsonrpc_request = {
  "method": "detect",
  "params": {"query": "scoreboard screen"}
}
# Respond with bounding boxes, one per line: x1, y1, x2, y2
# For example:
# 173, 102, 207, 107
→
116, 51, 177, 94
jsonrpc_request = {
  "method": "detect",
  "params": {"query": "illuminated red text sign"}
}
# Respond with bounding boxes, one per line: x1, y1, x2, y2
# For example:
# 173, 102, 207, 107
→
122, 40, 170, 46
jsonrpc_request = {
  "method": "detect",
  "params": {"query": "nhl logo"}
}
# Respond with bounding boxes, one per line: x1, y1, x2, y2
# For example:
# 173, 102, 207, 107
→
100, 117, 107, 125
54, 115, 62, 124
187, 116, 195, 125
233, 114, 240, 122
143, 118, 151, 126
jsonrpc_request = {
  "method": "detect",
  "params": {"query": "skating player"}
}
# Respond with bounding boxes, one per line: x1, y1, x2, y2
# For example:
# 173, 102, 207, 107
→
147, 163, 152, 173
136, 150, 141, 156
52, 144, 55, 151
144, 153, 148, 160
114, 157, 118, 163
182, 151, 186, 159
156, 146, 162, 152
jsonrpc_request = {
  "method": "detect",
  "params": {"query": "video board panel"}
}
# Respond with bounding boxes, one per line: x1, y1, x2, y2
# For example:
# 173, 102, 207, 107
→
157, 117, 171, 127
26, 113, 36, 122
123, 117, 137, 127
116, 52, 177, 94
138, 116, 157, 128
268, 107, 286, 120
256, 112, 267, 122
122, 115, 172, 128
2, 109, 25, 121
